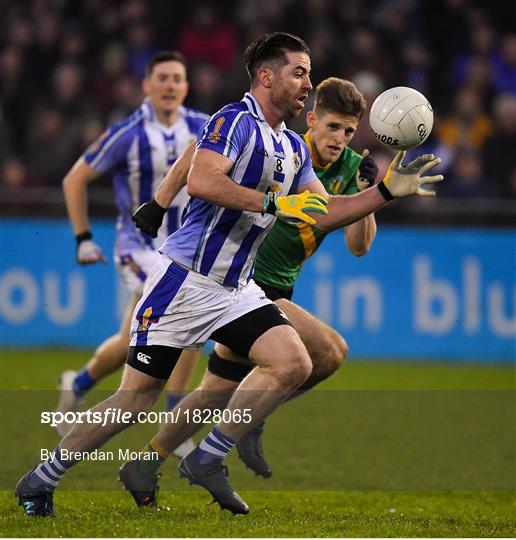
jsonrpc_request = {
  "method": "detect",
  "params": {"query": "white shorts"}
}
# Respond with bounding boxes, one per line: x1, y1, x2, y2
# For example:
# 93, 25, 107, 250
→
116, 249, 160, 295
129, 253, 274, 349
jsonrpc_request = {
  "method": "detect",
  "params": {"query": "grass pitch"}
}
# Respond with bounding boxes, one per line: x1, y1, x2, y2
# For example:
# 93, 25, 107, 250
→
1, 490, 514, 537
1, 349, 515, 537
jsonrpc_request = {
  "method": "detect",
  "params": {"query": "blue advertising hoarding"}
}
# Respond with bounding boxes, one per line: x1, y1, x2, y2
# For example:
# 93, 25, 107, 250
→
294, 227, 515, 361
1, 219, 514, 361
1, 219, 123, 348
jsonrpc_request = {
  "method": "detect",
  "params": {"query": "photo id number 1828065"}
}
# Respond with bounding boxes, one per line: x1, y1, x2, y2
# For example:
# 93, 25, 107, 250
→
184, 408, 252, 424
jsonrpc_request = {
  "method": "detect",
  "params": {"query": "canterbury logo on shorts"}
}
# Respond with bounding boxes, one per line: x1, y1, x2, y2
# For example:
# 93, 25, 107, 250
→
136, 352, 151, 364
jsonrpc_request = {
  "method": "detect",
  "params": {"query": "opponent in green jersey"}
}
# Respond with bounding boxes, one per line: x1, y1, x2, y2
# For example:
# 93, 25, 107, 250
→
254, 79, 378, 294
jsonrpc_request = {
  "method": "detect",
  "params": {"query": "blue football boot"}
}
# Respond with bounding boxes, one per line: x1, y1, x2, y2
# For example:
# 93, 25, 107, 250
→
15, 469, 55, 517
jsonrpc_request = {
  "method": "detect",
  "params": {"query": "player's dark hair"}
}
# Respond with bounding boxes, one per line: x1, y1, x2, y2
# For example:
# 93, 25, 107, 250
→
145, 50, 188, 78
244, 32, 310, 86
314, 78, 366, 120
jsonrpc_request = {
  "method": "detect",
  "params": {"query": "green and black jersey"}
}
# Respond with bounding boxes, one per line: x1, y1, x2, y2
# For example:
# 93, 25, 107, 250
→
253, 132, 362, 292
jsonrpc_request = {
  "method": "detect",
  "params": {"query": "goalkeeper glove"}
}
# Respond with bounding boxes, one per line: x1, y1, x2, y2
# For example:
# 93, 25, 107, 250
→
132, 199, 167, 238
377, 151, 444, 200
76, 231, 106, 265
263, 190, 328, 225
356, 149, 378, 191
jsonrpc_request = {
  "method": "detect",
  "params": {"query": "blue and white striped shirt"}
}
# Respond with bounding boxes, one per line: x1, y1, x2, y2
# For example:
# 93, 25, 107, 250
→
83, 99, 209, 254
161, 92, 317, 289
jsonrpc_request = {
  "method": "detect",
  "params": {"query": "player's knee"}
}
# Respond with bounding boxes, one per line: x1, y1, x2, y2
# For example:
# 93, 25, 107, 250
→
291, 354, 313, 386
273, 351, 312, 387
310, 332, 348, 379
331, 333, 349, 368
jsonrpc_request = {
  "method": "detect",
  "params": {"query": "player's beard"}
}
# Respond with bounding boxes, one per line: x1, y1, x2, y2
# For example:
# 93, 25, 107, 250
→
270, 84, 301, 121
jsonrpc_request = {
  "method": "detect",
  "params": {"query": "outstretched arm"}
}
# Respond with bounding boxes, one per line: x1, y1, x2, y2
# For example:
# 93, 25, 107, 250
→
298, 178, 386, 232
306, 151, 443, 233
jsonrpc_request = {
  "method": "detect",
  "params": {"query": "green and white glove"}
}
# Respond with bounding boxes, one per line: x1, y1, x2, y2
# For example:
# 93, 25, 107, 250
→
377, 151, 444, 200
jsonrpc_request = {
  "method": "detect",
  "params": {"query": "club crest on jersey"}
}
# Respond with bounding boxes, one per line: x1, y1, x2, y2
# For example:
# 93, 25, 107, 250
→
137, 306, 153, 333
208, 117, 225, 143
328, 176, 343, 194
292, 152, 301, 173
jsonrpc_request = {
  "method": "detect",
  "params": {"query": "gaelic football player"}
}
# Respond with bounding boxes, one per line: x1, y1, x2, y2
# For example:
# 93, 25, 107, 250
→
57, 51, 209, 459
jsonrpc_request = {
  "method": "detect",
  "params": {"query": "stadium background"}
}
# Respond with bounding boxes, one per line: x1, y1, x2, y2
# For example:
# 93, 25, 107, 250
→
0, 0, 516, 537
1, 0, 514, 360
0, 0, 515, 537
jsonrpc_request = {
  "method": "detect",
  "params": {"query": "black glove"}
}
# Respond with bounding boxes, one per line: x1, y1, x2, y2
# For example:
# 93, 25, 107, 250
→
132, 199, 167, 238
358, 154, 379, 187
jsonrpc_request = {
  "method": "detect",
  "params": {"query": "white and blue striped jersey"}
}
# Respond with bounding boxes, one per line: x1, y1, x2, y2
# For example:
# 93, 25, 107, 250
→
83, 99, 209, 254
161, 92, 318, 289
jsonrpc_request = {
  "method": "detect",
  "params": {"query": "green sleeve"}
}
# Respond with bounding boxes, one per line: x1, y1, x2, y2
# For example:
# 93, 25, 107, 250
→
342, 147, 362, 195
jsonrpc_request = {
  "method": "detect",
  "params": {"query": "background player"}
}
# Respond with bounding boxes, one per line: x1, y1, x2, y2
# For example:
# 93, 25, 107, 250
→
120, 77, 380, 501
57, 51, 209, 458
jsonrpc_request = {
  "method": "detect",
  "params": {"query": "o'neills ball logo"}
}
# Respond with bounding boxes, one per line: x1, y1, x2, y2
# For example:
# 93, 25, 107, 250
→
372, 129, 399, 146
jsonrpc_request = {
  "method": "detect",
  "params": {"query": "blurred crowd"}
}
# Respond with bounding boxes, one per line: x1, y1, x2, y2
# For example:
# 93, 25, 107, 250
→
1, 0, 515, 206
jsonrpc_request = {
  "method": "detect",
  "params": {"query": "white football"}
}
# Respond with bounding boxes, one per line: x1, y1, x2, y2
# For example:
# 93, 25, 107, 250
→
369, 86, 434, 150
